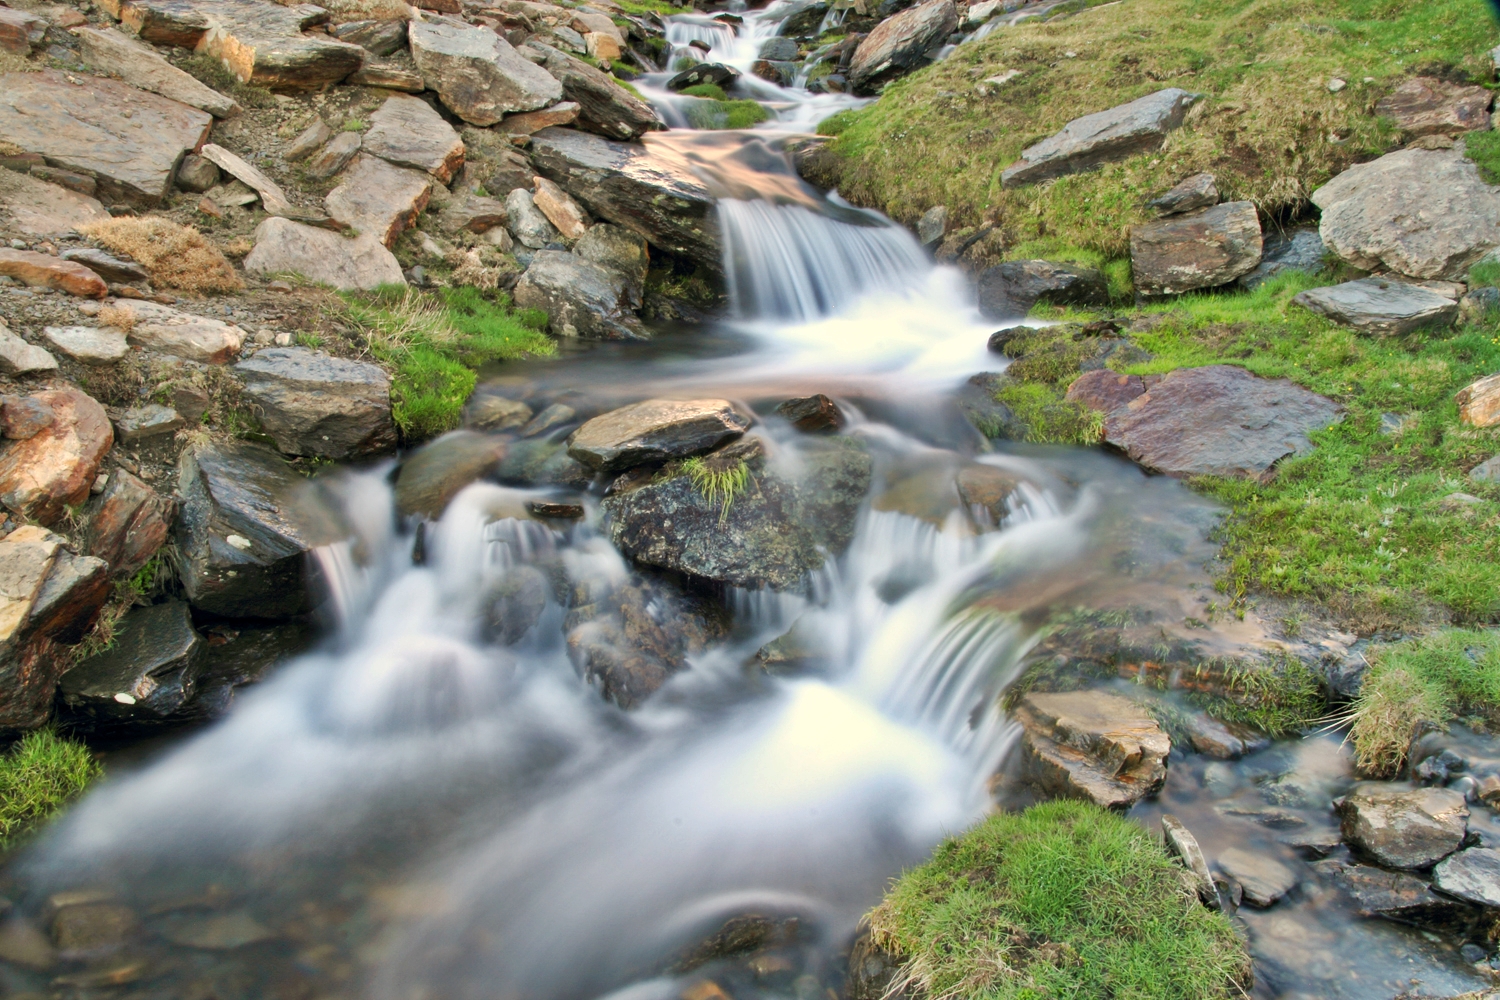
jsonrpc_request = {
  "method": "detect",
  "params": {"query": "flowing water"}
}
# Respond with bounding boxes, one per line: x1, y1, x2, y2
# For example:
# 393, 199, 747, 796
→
4, 5, 1495, 999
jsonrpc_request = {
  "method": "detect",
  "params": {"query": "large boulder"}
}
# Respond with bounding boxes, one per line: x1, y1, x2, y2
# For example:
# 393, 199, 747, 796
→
86, 469, 173, 580
1376, 76, 1492, 140
122, 300, 245, 364
243, 217, 405, 291
235, 347, 396, 459
513, 250, 647, 340
1338, 783, 1468, 869
524, 43, 664, 141
58, 600, 204, 726
1001, 88, 1201, 189
847, 0, 957, 96
73, 26, 239, 119
361, 94, 465, 184
325, 155, 432, 249
0, 387, 113, 526
1130, 201, 1263, 296
185, 0, 365, 91
976, 259, 1108, 320
1065, 365, 1342, 479
1311, 147, 1500, 281
1292, 278, 1458, 336
175, 440, 317, 619
529, 127, 720, 273
409, 16, 563, 126
1015, 690, 1170, 810
568, 398, 750, 472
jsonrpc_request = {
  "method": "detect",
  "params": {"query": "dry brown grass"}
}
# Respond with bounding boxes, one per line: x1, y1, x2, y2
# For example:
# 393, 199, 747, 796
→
97, 303, 137, 333
80, 216, 243, 294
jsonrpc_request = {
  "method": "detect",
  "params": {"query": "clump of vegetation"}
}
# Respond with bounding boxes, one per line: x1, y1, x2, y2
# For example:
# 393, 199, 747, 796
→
992, 380, 1103, 445
867, 800, 1249, 1000
682, 455, 750, 524
173, 53, 276, 109
676, 84, 772, 129
80, 217, 243, 293
1350, 630, 1500, 777
1186, 656, 1327, 737
0, 731, 101, 849
1464, 129, 1500, 186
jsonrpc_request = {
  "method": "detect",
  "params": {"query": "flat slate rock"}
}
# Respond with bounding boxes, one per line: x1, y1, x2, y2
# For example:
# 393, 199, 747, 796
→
1217, 846, 1298, 907
43, 326, 129, 365
1130, 201, 1263, 296
1376, 76, 1493, 139
235, 347, 395, 459
0, 249, 108, 299
1433, 847, 1500, 908
324, 154, 431, 249
192, 0, 365, 91
0, 169, 110, 237
524, 44, 662, 141
1148, 171, 1219, 216
59, 599, 203, 723
410, 16, 562, 126
1001, 88, 1201, 188
243, 217, 405, 291
74, 25, 240, 119
847, 0, 957, 95
122, 300, 245, 364
0, 327, 58, 376
1338, 783, 1469, 870
1239, 226, 1325, 290
0, 70, 213, 207
362, 94, 465, 184
569, 398, 749, 472
1292, 278, 1458, 336
1016, 690, 1170, 810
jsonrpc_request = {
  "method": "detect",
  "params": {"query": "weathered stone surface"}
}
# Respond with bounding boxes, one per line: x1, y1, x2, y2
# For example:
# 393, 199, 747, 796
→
666, 61, 740, 92
116, 0, 210, 48
530, 127, 719, 272
116, 404, 184, 442
394, 430, 506, 519
244, 217, 406, 290
87, 469, 172, 580
304, 132, 362, 180
437, 193, 508, 237
1185, 713, 1267, 760
50, 900, 139, 953
1292, 278, 1458, 336
505, 187, 561, 248
1130, 201, 1263, 296
75, 26, 240, 118
285, 120, 333, 162
1, 395, 56, 440
1148, 172, 1219, 216
847, 0, 957, 95
0, 250, 108, 299
43, 326, 128, 366
26, 543, 109, 648
1376, 77, 1492, 139
1457, 372, 1500, 428
1217, 847, 1298, 907
776, 394, 843, 433
572, 223, 648, 300
1067, 364, 1342, 480
325, 155, 432, 248
514, 251, 646, 340
362, 94, 464, 184
523, 44, 663, 141
976, 259, 1108, 320
1469, 452, 1500, 482
1339, 784, 1469, 869
1311, 148, 1500, 281
0, 71, 213, 207
1238, 227, 1325, 290
569, 398, 749, 472
58, 248, 149, 285
0, 326, 59, 375
466, 395, 532, 431
175, 153, 220, 192
410, 16, 562, 126
348, 62, 425, 92
1002, 88, 1201, 188
501, 100, 581, 136
192, 0, 365, 92
331, 18, 408, 56
758, 36, 799, 61
0, 169, 110, 237
123, 301, 245, 364
533, 176, 589, 240
199, 143, 305, 219
1162, 814, 1218, 906
236, 347, 395, 459
1432, 847, 1500, 908
916, 204, 947, 246
59, 600, 203, 725
0, 526, 64, 730
1313, 858, 1473, 929
0, 388, 113, 526
0, 7, 47, 54
1015, 690, 1169, 809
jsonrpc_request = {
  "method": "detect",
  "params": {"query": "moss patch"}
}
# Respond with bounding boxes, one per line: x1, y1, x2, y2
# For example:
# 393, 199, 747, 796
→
0, 731, 101, 849
868, 800, 1248, 1000
681, 95, 772, 130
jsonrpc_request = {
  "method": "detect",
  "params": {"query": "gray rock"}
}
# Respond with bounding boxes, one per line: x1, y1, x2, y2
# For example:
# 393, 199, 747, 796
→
57, 248, 149, 285
1217, 846, 1298, 907
496, 437, 592, 489
409, 16, 563, 126
235, 347, 395, 459
758, 36, 799, 61
1185, 713, 1268, 759
916, 204, 947, 246
568, 398, 750, 472
394, 430, 506, 519
1469, 453, 1500, 483
976, 259, 1108, 319
437, 193, 508, 235
1162, 814, 1218, 907
1292, 278, 1459, 336
1376, 76, 1493, 139
666, 62, 741, 92
115, 404, 184, 442
176, 440, 316, 619
847, 0, 957, 95
573, 224, 649, 303
1015, 690, 1171, 810
176, 0, 364, 91
324, 154, 432, 250
73, 25, 240, 119
514, 251, 645, 341
284, 120, 333, 162
1312, 147, 1500, 281
1131, 201, 1263, 296
1313, 859, 1474, 928
43, 326, 127, 366
1001, 88, 1201, 188
466, 395, 533, 431
244, 217, 406, 291
362, 94, 465, 184
174, 153, 220, 192
1433, 848, 1500, 908
304, 131, 362, 180
199, 142, 304, 219
1339, 783, 1469, 869
331, 18, 407, 56
1460, 285, 1500, 324
122, 300, 245, 365
1238, 227, 1326, 290
505, 188, 561, 249
522, 43, 664, 141
1148, 172, 1219, 216
58, 600, 203, 724
520, 402, 577, 437
774, 0, 829, 38
0, 326, 59, 375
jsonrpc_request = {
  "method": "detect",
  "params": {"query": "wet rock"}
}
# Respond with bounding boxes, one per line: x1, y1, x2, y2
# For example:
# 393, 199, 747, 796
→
74, 26, 239, 119
758, 36, 799, 61
847, 0, 957, 95
774, 0, 829, 38
0, 325, 59, 375
497, 437, 592, 488
394, 430, 507, 519
0, 70, 213, 207
954, 463, 1019, 524
0, 7, 46, 54
1130, 201, 1263, 296
529, 127, 719, 272
157, 909, 276, 950
236, 347, 395, 459
776, 394, 843, 433
348, 61, 426, 92
0, 917, 56, 971
86, 469, 172, 580
123, 300, 245, 364
50, 901, 138, 954
325, 155, 432, 249
573, 223, 649, 302
363, 94, 465, 184
1001, 88, 1201, 188
0, 387, 113, 526
467, 395, 533, 431
1459, 373, 1500, 428
59, 599, 204, 725
484, 564, 550, 644
975, 259, 1108, 320
28, 534, 109, 646
1292, 278, 1458, 336
0, 527, 68, 729
533, 177, 590, 241
1185, 713, 1268, 759
0, 249, 108, 299
667, 62, 740, 91
523, 44, 664, 141
244, 217, 405, 291
1314, 858, 1475, 927
500, 100, 582, 135
410, 16, 563, 126
58, 248, 149, 285
1216, 847, 1298, 907
1015, 690, 1170, 809
332, 18, 408, 56
1148, 172, 1219, 217
42, 326, 128, 365
304, 131, 362, 180
1433, 848, 1500, 908
1, 394, 56, 439
1162, 814, 1218, 907
188, 619, 314, 715
514, 250, 646, 340
1338, 783, 1469, 869
176, 440, 316, 619
520, 403, 577, 437
115, 404, 184, 442
1311, 148, 1500, 281
1238, 227, 1326, 290
569, 398, 750, 472
1376, 76, 1492, 139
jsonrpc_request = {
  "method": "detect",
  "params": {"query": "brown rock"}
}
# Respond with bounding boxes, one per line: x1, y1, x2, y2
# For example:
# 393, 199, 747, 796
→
847, 0, 957, 95
27, 542, 110, 645
570, 399, 748, 471
1064, 369, 1146, 414
0, 7, 47, 55
0, 526, 60, 658
1457, 372, 1500, 428
192, 0, 365, 91
87, 469, 173, 580
1338, 783, 1468, 869
0, 388, 114, 526
1376, 76, 1493, 139
324, 154, 432, 248
362, 94, 464, 183
532, 175, 589, 240
348, 62, 427, 92
284, 119, 332, 161
0, 169, 111, 237
1130, 200, 1263, 296
243, 216, 406, 291
438, 193, 508, 234
1, 395, 56, 440
501, 100, 581, 135
303, 131, 362, 180
0, 249, 108, 298
394, 431, 507, 519
51, 903, 139, 954
115, 0, 210, 47
74, 26, 241, 119
1015, 690, 1170, 809
954, 463, 1020, 523
775, 394, 842, 433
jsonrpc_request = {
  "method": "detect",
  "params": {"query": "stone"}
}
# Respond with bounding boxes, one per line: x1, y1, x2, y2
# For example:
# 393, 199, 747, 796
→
1068, 364, 1342, 480
1469, 453, 1500, 484
467, 395, 533, 430
759, 36, 799, 61
348, 62, 426, 91
24, 539, 107, 651
514, 250, 646, 340
570, 399, 749, 472
1130, 201, 1263, 296
74, 26, 240, 119
496, 437, 591, 488
505, 187, 561, 248
115, 404, 184, 442
847, 0, 957, 95
1292, 278, 1458, 336
304, 132, 362, 180
122, 300, 245, 364
1185, 713, 1267, 759
190, 0, 365, 91
50, 902, 138, 953
1147, 172, 1219, 216
115, 0, 210, 48
87, 469, 172, 579
0, 388, 113, 526
0, 7, 46, 54
198, 143, 305, 220
523, 44, 663, 141
976, 259, 1108, 319
1338, 783, 1469, 869
916, 204, 947, 246
1238, 227, 1325, 290
410, 16, 563, 126
1, 395, 56, 439
1433, 847, 1500, 908
1015, 690, 1170, 810
573, 223, 649, 300
0, 169, 110, 237
43, 326, 129, 365
1460, 286, 1500, 324
774, 0, 829, 37
235, 347, 395, 459
533, 176, 590, 240
1311, 148, 1500, 281
331, 18, 408, 57
1456, 373, 1500, 429
58, 248, 149, 285
1376, 76, 1493, 139
325, 155, 432, 249
0, 70, 213, 207
176, 440, 316, 618
1162, 814, 1218, 906
530, 127, 719, 272
776, 394, 843, 433
437, 193, 508, 236
666, 61, 740, 91
244, 217, 406, 291
0, 917, 56, 971
1002, 88, 1201, 188
1216, 847, 1298, 907
954, 463, 1020, 524
520, 402, 576, 437
0, 249, 108, 299
394, 430, 507, 519
285, 120, 333, 161
362, 94, 465, 184
58, 600, 203, 724
0, 326, 60, 375
158, 910, 276, 950
1314, 858, 1475, 926
501, 100, 582, 135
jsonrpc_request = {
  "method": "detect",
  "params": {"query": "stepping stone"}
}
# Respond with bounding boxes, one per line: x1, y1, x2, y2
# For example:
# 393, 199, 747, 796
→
522, 44, 662, 141
1131, 201, 1263, 296
324, 154, 432, 248
361, 94, 464, 184
1002, 88, 1202, 188
1433, 847, 1500, 908
43, 326, 129, 365
409, 15, 562, 126
569, 398, 749, 472
120, 300, 246, 364
74, 26, 240, 119
1338, 783, 1469, 869
1376, 76, 1493, 139
243, 217, 405, 291
1015, 690, 1171, 810
1217, 847, 1298, 907
847, 0, 957, 95
1293, 277, 1458, 336
0, 249, 107, 298
513, 250, 646, 340
0, 325, 59, 375
1313, 858, 1472, 926
234, 347, 395, 459
0, 387, 113, 526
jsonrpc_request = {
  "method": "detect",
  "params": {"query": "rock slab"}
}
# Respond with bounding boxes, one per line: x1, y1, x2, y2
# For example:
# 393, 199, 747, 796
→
362, 94, 465, 184
569, 398, 750, 472
0, 388, 113, 526
74, 26, 240, 119
324, 154, 432, 249
976, 259, 1107, 320
235, 347, 395, 459
524, 44, 663, 141
1292, 278, 1458, 336
410, 16, 563, 126
1338, 784, 1469, 869
1432, 847, 1500, 908
1002, 88, 1201, 188
58, 599, 203, 724
514, 250, 645, 340
1130, 201, 1263, 296
1376, 77, 1492, 139
1016, 690, 1170, 809
847, 0, 957, 95
244, 217, 406, 291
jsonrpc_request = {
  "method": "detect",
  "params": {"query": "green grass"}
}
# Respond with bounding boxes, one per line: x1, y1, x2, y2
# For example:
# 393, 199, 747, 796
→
1350, 629, 1500, 777
682, 455, 750, 524
0, 731, 101, 849
343, 118, 367, 132
680, 83, 729, 100
681, 96, 772, 130
1465, 129, 1500, 185
993, 380, 1104, 445
344, 286, 554, 441
613, 0, 681, 15
868, 801, 1249, 1000
1185, 657, 1328, 736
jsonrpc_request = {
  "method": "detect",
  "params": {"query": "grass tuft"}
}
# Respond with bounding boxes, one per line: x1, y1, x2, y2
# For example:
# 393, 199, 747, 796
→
80, 217, 242, 294
683, 455, 750, 524
0, 731, 101, 849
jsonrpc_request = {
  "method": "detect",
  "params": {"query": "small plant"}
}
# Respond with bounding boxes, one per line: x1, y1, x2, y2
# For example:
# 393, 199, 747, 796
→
683, 456, 750, 524
992, 381, 1103, 445
294, 332, 324, 349
342, 118, 367, 132
0, 730, 101, 848
97, 303, 136, 333
1188, 656, 1327, 738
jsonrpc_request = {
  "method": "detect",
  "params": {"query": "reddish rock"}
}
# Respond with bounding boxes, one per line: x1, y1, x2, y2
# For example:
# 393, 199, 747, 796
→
1457, 372, 1500, 428
0, 8, 47, 55
1, 396, 56, 440
115, 0, 210, 47
1064, 369, 1147, 414
500, 101, 581, 136
1130, 201, 1263, 296
361, 94, 465, 184
0, 388, 114, 526
1377, 76, 1493, 139
86, 469, 174, 579
775, 394, 843, 433
0, 250, 108, 298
